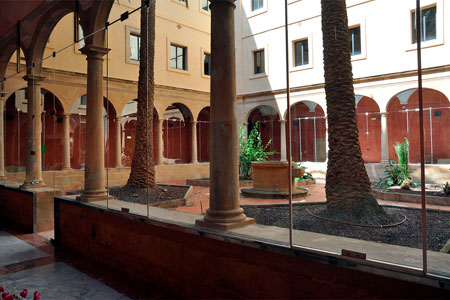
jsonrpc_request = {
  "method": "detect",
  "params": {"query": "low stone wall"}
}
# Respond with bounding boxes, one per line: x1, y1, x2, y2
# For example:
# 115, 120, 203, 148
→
5, 163, 210, 191
0, 184, 34, 232
0, 183, 64, 232
302, 162, 450, 184
54, 197, 449, 299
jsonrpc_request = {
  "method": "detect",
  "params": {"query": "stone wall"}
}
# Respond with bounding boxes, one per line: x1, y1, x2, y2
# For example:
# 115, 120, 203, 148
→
54, 198, 450, 299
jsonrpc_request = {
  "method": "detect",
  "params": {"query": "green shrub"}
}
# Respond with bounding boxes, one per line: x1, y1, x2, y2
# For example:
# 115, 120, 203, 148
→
239, 122, 274, 179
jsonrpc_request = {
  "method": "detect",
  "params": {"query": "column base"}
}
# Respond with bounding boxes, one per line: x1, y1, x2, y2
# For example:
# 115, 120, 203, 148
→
61, 167, 72, 171
76, 189, 116, 202
195, 207, 255, 230
20, 180, 46, 190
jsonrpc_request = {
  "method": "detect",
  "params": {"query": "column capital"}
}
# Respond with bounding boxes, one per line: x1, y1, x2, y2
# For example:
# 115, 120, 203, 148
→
191, 120, 197, 125
380, 112, 388, 117
0, 91, 6, 99
210, 0, 236, 8
280, 119, 287, 124
63, 112, 71, 117
80, 45, 110, 58
115, 116, 122, 121
23, 74, 45, 84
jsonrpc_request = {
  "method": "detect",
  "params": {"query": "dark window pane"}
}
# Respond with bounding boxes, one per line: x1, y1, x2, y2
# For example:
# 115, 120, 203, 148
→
412, 6, 436, 44
349, 26, 361, 56
294, 39, 309, 66
253, 50, 265, 74
252, 0, 264, 11
204, 53, 211, 75
170, 44, 187, 70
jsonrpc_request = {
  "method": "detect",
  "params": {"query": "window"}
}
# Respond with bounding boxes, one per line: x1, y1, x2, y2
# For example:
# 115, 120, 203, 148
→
253, 50, 265, 74
294, 39, 309, 66
170, 44, 187, 70
79, 95, 87, 107
412, 6, 436, 43
204, 53, 211, 76
130, 34, 140, 61
201, 0, 210, 11
78, 24, 85, 50
252, 0, 264, 11
349, 26, 361, 56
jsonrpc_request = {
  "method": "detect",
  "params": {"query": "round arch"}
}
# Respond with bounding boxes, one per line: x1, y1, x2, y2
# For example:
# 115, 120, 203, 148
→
162, 103, 193, 164
247, 105, 281, 161
119, 99, 159, 167
4, 87, 64, 171
356, 95, 381, 163
387, 88, 450, 164
289, 101, 326, 162
197, 107, 210, 162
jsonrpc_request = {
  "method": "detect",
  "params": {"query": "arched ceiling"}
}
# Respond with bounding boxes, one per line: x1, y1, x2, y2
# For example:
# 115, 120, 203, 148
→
0, 0, 45, 36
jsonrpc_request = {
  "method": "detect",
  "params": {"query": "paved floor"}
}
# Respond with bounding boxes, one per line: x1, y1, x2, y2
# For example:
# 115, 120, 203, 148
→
0, 226, 172, 299
167, 180, 450, 215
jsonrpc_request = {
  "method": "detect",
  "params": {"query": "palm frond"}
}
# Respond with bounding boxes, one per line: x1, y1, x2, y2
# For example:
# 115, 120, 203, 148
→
394, 138, 409, 175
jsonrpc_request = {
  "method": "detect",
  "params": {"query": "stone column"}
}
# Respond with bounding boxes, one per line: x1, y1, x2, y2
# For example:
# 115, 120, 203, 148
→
280, 120, 287, 162
61, 113, 71, 170
114, 117, 122, 168
196, 0, 254, 230
21, 74, 45, 189
78, 45, 109, 202
157, 119, 164, 165
380, 112, 389, 163
191, 121, 198, 164
0, 91, 6, 180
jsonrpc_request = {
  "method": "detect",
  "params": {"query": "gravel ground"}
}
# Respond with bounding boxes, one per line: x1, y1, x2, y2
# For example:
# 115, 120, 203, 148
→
243, 205, 450, 252
109, 185, 189, 205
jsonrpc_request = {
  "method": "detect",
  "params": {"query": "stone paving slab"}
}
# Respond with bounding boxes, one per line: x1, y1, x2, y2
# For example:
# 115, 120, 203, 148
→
0, 231, 49, 267
0, 262, 130, 300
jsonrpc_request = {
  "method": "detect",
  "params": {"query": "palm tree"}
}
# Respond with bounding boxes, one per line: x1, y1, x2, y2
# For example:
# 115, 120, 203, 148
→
321, 0, 388, 223
126, 0, 156, 188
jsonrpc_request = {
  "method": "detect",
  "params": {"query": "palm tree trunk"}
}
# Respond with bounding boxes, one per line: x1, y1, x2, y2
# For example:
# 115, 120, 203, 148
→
127, 0, 156, 188
321, 0, 387, 223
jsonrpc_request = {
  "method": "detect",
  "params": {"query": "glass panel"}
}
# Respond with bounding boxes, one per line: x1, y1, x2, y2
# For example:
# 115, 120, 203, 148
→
294, 40, 308, 66
350, 26, 361, 56
412, 6, 437, 43
130, 34, 139, 60
204, 53, 211, 75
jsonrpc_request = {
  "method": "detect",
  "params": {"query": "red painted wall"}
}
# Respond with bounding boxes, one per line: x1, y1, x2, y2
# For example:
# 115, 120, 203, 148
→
248, 106, 281, 161
290, 102, 326, 162
356, 97, 381, 163
197, 107, 210, 162
388, 89, 450, 163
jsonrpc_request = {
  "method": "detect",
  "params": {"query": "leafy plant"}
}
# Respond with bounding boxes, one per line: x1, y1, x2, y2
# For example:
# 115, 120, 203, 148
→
239, 122, 275, 179
443, 182, 450, 196
394, 138, 413, 186
376, 139, 417, 190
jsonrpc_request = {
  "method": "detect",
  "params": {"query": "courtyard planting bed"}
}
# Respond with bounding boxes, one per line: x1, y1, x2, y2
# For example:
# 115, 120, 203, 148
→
372, 185, 450, 206
243, 204, 450, 252
109, 184, 192, 208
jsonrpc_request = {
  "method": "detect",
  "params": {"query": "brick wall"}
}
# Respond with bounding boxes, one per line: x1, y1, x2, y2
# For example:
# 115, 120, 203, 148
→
55, 198, 450, 299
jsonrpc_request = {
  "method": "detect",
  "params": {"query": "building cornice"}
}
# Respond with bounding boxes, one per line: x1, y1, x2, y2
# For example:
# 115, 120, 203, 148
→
237, 64, 450, 100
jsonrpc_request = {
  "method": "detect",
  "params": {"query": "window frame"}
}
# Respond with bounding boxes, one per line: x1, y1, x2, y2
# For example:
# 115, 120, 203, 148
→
170, 44, 187, 71
347, 18, 367, 61
200, 0, 211, 14
290, 34, 314, 73
166, 38, 190, 75
406, 0, 443, 51
293, 39, 310, 67
129, 33, 141, 61
202, 51, 211, 78
349, 26, 362, 57
247, 0, 268, 18
125, 26, 141, 65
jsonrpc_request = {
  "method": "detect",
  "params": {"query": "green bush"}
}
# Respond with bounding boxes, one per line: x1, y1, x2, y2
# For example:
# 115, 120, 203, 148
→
239, 122, 274, 179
